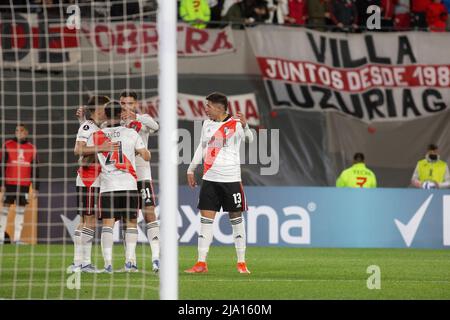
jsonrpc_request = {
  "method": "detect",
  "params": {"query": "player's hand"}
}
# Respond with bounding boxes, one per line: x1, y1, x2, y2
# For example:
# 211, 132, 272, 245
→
187, 173, 197, 188
121, 109, 137, 122
76, 106, 85, 121
0, 186, 5, 194
32, 190, 39, 199
433, 180, 440, 189
234, 112, 247, 128
97, 141, 119, 153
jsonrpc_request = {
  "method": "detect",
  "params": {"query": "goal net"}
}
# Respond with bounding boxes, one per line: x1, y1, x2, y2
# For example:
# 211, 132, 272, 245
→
0, 0, 163, 299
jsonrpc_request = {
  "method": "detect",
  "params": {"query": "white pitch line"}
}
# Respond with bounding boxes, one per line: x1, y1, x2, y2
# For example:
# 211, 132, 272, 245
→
5, 279, 450, 284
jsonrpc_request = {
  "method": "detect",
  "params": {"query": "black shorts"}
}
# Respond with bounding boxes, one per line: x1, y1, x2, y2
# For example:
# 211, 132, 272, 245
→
3, 185, 30, 206
76, 186, 99, 218
138, 180, 156, 209
99, 190, 139, 220
198, 180, 248, 212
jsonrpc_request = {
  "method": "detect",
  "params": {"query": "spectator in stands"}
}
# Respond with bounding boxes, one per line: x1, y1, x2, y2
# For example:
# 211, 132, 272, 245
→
110, 0, 141, 18
356, 0, 380, 30
426, 0, 448, 31
411, 0, 432, 30
411, 144, 450, 189
380, 0, 397, 30
285, 0, 308, 25
222, 0, 247, 27
244, 0, 270, 25
444, 0, 450, 28
208, 0, 223, 27
328, 0, 359, 32
307, 0, 327, 29
265, 0, 289, 25
393, 0, 410, 30
179, 0, 211, 29
222, 0, 242, 17
336, 153, 377, 188
34, 0, 61, 17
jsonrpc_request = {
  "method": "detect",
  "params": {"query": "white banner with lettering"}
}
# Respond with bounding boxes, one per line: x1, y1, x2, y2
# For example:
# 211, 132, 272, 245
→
247, 26, 450, 122
81, 22, 235, 58
138, 93, 260, 126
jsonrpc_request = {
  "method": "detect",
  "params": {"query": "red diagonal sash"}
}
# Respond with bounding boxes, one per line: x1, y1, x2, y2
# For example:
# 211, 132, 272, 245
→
93, 131, 137, 180
203, 119, 238, 176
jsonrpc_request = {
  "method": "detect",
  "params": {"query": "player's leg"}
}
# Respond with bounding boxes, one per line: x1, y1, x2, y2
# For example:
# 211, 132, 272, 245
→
228, 211, 250, 273
100, 192, 115, 273
79, 186, 99, 272
185, 180, 219, 273
140, 180, 160, 272
0, 188, 13, 244
224, 182, 250, 274
11, 186, 29, 244
123, 190, 139, 272
12, 186, 29, 244
70, 186, 86, 271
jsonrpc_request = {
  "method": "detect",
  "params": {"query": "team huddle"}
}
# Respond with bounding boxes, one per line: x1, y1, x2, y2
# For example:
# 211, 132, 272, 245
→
71, 91, 160, 273
70, 90, 252, 274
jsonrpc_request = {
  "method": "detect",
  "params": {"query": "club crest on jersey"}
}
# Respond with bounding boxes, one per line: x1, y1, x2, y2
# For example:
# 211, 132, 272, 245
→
83, 125, 90, 130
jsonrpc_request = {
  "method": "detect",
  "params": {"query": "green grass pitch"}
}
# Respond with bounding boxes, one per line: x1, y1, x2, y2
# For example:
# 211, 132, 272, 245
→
0, 244, 449, 299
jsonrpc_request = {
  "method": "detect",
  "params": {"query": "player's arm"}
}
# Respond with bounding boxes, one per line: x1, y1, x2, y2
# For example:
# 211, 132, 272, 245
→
410, 163, 422, 188
187, 123, 206, 188
0, 143, 7, 193
74, 140, 119, 156
76, 106, 86, 124
136, 114, 159, 133
235, 112, 253, 143
136, 148, 151, 161
187, 142, 203, 188
134, 132, 151, 161
30, 147, 40, 198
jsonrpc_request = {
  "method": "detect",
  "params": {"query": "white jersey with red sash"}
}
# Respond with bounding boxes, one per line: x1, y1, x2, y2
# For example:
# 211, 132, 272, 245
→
125, 114, 159, 181
88, 125, 146, 193
198, 117, 249, 183
75, 120, 101, 188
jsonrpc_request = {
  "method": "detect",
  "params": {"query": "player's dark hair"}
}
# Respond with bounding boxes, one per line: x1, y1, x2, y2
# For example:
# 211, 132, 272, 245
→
353, 152, 365, 162
104, 100, 122, 120
86, 95, 110, 117
120, 90, 138, 101
428, 144, 438, 151
16, 123, 27, 130
206, 92, 228, 111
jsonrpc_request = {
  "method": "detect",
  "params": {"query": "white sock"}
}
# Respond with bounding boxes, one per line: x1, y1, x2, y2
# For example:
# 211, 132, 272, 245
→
125, 228, 138, 265
0, 207, 9, 243
101, 227, 113, 268
81, 227, 95, 266
230, 216, 246, 263
73, 228, 83, 265
146, 221, 160, 261
198, 216, 214, 262
14, 206, 25, 242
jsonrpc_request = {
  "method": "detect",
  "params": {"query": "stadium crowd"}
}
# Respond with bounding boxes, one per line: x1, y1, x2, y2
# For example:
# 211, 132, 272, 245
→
1, 1, 449, 32
180, 0, 450, 31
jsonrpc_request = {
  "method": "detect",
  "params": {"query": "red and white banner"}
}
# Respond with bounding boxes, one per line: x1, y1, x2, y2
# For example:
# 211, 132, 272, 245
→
0, 13, 80, 69
247, 26, 450, 122
138, 93, 260, 126
82, 22, 235, 58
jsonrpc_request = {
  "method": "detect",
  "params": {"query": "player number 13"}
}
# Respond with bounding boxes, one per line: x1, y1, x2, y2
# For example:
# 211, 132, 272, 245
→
232, 193, 242, 205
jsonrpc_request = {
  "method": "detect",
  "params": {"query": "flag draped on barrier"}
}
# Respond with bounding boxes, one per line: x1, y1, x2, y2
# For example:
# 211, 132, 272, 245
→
247, 26, 450, 123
